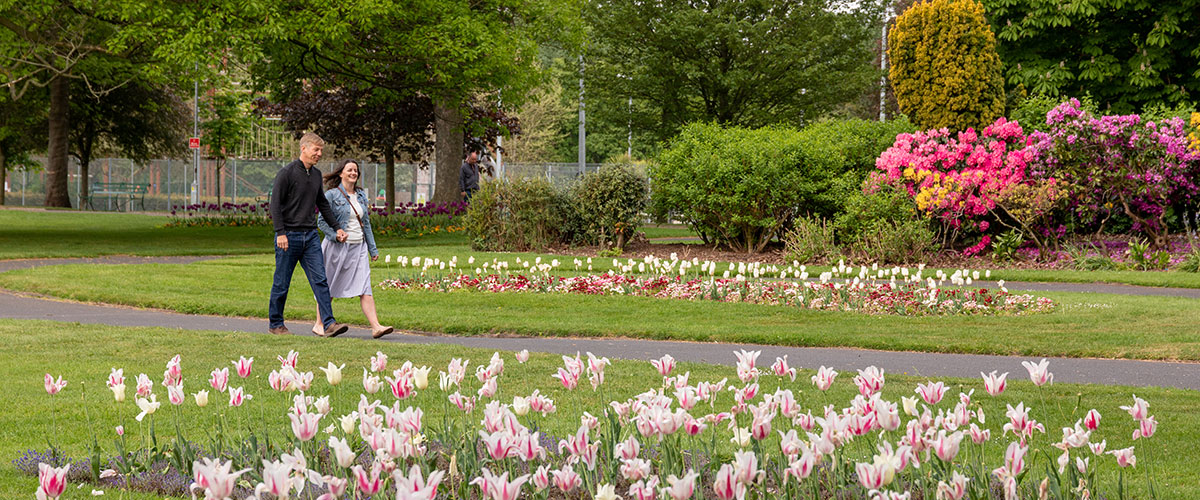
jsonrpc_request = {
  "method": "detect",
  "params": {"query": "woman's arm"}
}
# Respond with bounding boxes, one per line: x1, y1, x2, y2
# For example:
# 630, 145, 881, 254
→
359, 189, 379, 258
316, 189, 340, 240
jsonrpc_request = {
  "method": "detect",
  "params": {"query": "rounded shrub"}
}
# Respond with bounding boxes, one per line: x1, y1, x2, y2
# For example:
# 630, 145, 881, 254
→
795, 117, 917, 217
463, 177, 562, 251
888, 0, 1005, 132
652, 122, 809, 253
569, 164, 648, 250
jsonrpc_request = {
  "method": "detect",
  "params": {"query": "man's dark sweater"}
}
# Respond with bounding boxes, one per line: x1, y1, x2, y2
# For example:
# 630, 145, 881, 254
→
270, 159, 341, 235
460, 161, 480, 194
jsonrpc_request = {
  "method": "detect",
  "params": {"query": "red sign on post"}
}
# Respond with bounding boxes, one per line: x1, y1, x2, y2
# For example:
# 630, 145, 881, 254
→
188, 137, 201, 149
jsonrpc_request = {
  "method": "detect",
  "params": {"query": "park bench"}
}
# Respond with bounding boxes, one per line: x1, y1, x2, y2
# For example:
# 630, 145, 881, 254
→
85, 182, 149, 212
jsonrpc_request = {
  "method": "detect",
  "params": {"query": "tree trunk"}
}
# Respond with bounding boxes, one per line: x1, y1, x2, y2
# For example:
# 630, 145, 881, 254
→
76, 121, 95, 207
434, 98, 463, 205
0, 147, 6, 206
45, 75, 72, 208
384, 147, 395, 209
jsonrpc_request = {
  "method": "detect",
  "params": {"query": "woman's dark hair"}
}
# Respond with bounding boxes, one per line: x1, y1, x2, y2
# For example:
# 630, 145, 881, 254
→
323, 159, 362, 191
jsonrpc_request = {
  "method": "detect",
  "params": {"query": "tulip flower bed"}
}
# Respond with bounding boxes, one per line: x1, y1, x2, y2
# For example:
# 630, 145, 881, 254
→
377, 256, 1055, 316
163, 201, 468, 239
369, 202, 469, 239
166, 202, 273, 228
20, 340, 1169, 500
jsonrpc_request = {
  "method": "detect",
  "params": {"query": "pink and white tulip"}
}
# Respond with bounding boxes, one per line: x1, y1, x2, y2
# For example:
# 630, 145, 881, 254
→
278, 350, 299, 369
352, 464, 383, 496
36, 462, 69, 500
228, 386, 250, 407
43, 374, 67, 395
550, 465, 582, 493
916, 381, 947, 406
661, 471, 699, 500
651, 354, 675, 377
981, 370, 1007, 396
712, 464, 744, 500
1021, 358, 1053, 386
209, 368, 228, 393
770, 355, 796, 381
232, 356, 253, 378
811, 366, 838, 391
1110, 446, 1137, 468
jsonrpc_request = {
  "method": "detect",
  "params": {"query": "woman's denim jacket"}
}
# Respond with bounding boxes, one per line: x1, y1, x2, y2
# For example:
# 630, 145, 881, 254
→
317, 186, 378, 258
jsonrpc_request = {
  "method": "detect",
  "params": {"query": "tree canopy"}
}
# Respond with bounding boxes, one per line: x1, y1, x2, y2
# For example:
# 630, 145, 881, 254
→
583, 0, 885, 144
981, 0, 1200, 113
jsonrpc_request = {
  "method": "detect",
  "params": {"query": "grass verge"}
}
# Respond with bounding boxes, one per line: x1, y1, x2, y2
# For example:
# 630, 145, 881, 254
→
2, 256, 1198, 361
0, 210, 468, 259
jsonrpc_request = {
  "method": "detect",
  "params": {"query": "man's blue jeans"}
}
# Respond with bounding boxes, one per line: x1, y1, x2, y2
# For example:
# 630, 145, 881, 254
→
269, 230, 336, 329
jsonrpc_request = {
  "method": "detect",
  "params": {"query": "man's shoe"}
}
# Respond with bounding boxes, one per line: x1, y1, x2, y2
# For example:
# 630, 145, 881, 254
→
372, 326, 394, 339
269, 326, 292, 335
323, 322, 350, 338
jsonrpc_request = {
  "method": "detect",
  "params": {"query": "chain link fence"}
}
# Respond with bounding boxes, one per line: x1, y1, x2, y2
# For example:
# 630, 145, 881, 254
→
3, 158, 613, 211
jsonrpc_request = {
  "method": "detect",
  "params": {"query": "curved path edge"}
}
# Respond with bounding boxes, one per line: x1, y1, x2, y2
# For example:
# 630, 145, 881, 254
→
1, 289, 1197, 391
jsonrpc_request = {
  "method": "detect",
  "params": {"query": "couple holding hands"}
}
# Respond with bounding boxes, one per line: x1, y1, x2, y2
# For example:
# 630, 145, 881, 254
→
266, 132, 393, 339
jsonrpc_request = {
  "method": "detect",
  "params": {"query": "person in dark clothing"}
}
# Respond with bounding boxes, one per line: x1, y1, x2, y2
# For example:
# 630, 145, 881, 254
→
268, 132, 350, 338
460, 148, 482, 202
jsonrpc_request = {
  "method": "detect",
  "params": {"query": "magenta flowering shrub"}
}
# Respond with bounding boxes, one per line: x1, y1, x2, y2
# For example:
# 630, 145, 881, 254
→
1029, 99, 1200, 249
875, 117, 1043, 254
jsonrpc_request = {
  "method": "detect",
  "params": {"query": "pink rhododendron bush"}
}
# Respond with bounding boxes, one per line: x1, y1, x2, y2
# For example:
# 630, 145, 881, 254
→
376, 255, 1054, 316
874, 100, 1200, 257
27, 349, 1162, 500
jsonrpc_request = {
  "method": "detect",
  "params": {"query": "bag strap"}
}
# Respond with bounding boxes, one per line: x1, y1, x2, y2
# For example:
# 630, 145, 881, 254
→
340, 186, 364, 228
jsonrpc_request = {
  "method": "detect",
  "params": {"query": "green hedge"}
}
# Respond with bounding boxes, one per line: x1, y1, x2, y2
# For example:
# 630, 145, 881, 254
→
652, 119, 915, 253
464, 166, 648, 252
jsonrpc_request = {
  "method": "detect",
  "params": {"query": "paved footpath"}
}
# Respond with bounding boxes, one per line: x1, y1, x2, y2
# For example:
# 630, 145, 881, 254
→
1, 256, 1198, 390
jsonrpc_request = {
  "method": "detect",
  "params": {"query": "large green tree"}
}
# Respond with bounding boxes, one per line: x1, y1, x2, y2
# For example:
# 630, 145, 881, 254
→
0, 2, 132, 207
981, 0, 1200, 113
246, 0, 581, 204
0, 90, 46, 205
70, 71, 190, 203
583, 0, 884, 143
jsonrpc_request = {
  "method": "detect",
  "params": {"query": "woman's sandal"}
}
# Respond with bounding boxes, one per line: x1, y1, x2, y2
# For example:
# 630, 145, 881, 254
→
311, 325, 326, 337
372, 326, 394, 339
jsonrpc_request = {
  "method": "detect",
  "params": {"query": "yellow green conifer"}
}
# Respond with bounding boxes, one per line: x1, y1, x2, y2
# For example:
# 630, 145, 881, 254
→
888, 0, 1005, 131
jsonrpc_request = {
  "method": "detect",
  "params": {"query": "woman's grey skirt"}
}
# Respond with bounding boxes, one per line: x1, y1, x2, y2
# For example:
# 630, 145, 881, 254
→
321, 239, 372, 298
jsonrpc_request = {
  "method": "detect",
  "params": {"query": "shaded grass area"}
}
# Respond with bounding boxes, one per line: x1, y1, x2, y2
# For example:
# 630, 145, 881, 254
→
2, 257, 1199, 361
0, 319, 1194, 498
0, 210, 469, 259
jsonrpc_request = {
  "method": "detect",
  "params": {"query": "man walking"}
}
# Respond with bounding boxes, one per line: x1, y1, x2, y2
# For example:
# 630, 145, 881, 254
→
460, 147, 482, 202
268, 132, 350, 337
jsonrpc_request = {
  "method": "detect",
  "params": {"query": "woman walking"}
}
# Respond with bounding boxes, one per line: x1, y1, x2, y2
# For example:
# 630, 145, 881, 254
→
313, 159, 393, 338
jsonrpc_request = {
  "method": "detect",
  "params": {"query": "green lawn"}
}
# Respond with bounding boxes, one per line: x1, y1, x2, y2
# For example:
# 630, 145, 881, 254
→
3, 255, 1199, 361
642, 224, 698, 239
5, 209, 1200, 288
0, 210, 467, 259
0, 320, 1192, 499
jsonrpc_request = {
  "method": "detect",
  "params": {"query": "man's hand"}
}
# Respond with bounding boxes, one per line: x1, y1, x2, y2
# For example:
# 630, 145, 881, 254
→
461, 191, 467, 198
336, 229, 348, 242
371, 254, 379, 262
276, 234, 288, 251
